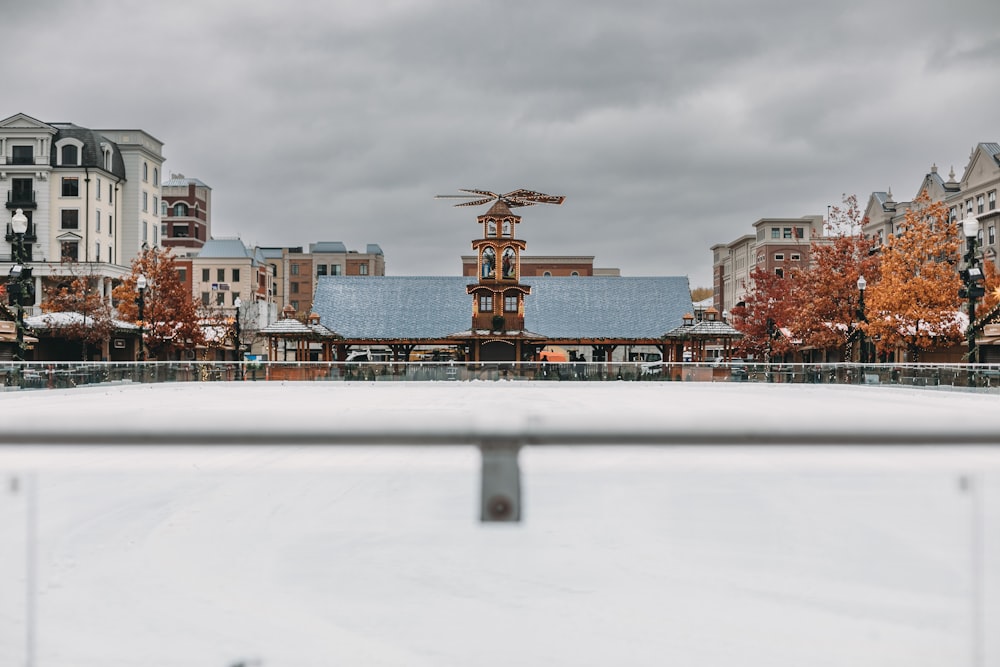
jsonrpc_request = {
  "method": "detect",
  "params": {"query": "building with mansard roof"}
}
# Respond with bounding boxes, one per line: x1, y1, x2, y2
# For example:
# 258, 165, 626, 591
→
1, 112, 164, 328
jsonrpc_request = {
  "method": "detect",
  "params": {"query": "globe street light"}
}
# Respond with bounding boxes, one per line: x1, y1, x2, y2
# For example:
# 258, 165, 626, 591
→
233, 296, 243, 362
136, 273, 148, 361
856, 275, 867, 364
9, 208, 30, 362
959, 214, 985, 371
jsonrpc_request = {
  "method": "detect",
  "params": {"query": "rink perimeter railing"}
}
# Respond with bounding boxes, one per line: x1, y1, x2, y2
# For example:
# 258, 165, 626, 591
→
3, 360, 1000, 389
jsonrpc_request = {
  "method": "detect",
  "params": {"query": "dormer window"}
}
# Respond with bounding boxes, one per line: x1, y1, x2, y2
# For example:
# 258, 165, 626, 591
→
100, 142, 112, 170
61, 144, 78, 165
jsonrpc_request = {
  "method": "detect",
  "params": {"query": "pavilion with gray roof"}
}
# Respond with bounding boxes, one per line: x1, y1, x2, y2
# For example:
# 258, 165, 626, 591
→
281, 274, 695, 363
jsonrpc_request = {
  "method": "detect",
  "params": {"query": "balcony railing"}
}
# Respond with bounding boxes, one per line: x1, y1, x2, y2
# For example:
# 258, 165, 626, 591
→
6, 189, 37, 209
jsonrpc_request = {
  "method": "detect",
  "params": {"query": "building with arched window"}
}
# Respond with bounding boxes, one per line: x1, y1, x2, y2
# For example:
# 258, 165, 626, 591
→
160, 174, 212, 254
0, 113, 163, 332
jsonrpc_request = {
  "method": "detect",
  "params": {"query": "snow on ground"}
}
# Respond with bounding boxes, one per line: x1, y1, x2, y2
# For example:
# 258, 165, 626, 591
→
0, 381, 998, 666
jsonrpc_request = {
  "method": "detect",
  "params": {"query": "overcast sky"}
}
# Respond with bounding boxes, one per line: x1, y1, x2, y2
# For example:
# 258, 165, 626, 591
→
4, 0, 1000, 287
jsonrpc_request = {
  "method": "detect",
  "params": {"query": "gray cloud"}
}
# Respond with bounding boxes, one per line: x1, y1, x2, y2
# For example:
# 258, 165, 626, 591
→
4, 0, 999, 287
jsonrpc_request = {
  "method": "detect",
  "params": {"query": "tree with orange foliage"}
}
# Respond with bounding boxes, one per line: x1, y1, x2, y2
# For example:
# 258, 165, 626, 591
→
111, 246, 204, 359
863, 191, 963, 360
786, 195, 880, 359
41, 268, 118, 360
730, 263, 798, 360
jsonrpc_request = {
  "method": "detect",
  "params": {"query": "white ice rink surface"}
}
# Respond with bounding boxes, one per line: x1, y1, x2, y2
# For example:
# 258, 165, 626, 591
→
0, 381, 998, 666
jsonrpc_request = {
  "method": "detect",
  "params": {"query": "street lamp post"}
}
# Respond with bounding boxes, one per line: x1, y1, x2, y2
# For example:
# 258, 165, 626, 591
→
8, 209, 31, 363
136, 273, 147, 361
233, 296, 243, 361
856, 275, 867, 365
959, 215, 985, 375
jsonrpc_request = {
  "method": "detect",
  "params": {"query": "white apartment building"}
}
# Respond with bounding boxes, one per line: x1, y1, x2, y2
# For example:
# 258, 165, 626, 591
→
0, 113, 164, 314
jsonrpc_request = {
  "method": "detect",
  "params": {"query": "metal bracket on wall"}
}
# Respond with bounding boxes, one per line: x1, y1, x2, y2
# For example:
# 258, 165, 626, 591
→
479, 439, 522, 522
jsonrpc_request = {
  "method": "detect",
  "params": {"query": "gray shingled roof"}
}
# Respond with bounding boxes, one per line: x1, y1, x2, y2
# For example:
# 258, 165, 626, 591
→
197, 238, 255, 261
162, 176, 210, 188
50, 124, 127, 179
311, 276, 692, 339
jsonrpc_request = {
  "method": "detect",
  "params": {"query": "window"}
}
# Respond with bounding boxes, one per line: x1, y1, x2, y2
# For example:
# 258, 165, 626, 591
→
143, 221, 148, 242
989, 226, 996, 245
967, 200, 974, 215
160, 223, 167, 237
61, 210, 79, 229
96, 178, 101, 200
202, 268, 210, 282
108, 245, 113, 263
60, 241, 79, 262
783, 227, 792, 239
290, 300, 299, 311
153, 168, 159, 186
990, 191, 997, 211
542, 271, 552, 276
978, 195, 985, 214
142, 192, 148, 212
202, 292, 210, 306
570, 271, 579, 276
108, 213, 113, 235
331, 265, 342, 275
232, 293, 240, 305
791, 253, 801, 261
216, 292, 225, 306
143, 162, 148, 182
153, 196, 158, 215
11, 178, 32, 205
178, 268, 187, 283
95, 241, 100, 260
217, 269, 225, 282
174, 203, 188, 216
504, 295, 518, 312
174, 224, 189, 238
11, 145, 32, 165
795, 227, 804, 239
479, 295, 493, 312
771, 228, 780, 239
232, 269, 240, 283
61, 177, 80, 197
61, 144, 78, 165
161, 201, 168, 216
96, 210, 101, 232
108, 183, 113, 202
317, 265, 327, 276
291, 282, 300, 294
775, 268, 784, 278
359, 264, 369, 275
774, 253, 784, 261
290, 263, 299, 276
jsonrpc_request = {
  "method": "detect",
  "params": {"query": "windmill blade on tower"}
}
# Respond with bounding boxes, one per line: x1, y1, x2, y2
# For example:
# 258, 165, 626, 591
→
436, 188, 565, 208
502, 189, 566, 207
434, 189, 500, 208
